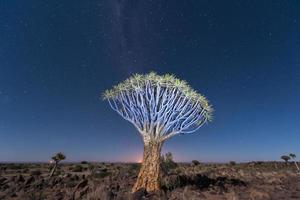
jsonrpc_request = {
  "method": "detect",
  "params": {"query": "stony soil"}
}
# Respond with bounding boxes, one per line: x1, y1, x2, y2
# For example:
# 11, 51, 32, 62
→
0, 162, 300, 200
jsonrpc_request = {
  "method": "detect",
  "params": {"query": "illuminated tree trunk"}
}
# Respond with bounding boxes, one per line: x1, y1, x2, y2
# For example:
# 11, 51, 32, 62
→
132, 141, 163, 192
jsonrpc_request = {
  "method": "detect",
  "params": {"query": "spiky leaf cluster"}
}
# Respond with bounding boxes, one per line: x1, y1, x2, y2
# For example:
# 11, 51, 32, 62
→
103, 72, 213, 117
52, 152, 66, 162
103, 72, 213, 141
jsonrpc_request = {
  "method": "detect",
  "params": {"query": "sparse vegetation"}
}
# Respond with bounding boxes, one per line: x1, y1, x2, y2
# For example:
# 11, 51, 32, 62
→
0, 162, 300, 199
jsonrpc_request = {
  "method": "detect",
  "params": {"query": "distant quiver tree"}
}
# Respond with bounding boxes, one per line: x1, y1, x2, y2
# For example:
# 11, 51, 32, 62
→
103, 72, 213, 192
281, 155, 291, 164
289, 153, 300, 171
49, 152, 66, 177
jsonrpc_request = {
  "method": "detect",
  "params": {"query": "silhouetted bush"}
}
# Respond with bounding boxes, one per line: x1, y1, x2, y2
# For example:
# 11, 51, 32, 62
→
191, 160, 200, 166
161, 152, 178, 173
229, 161, 236, 166
162, 174, 189, 190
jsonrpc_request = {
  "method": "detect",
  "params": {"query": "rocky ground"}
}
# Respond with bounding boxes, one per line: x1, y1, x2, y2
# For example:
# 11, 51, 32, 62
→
0, 161, 300, 200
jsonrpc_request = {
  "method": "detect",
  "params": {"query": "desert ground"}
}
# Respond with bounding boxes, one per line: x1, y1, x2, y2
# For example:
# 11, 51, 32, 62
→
0, 161, 300, 200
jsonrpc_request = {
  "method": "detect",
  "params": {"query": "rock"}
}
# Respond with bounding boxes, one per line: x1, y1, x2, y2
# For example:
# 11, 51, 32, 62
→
0, 192, 6, 199
64, 173, 72, 178
1, 184, 9, 191
25, 176, 35, 185
71, 175, 79, 181
34, 179, 45, 189
16, 175, 25, 183
147, 190, 167, 200
74, 186, 89, 199
193, 174, 213, 189
54, 191, 64, 200
249, 189, 270, 200
10, 193, 17, 198
131, 188, 147, 200
50, 177, 62, 187
66, 181, 77, 188
183, 186, 206, 200
0, 177, 7, 185
80, 186, 89, 196
75, 179, 88, 190
9, 176, 16, 182
163, 174, 189, 190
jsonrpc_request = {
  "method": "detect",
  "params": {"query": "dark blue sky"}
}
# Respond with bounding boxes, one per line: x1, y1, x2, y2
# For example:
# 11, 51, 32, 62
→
0, 1, 300, 162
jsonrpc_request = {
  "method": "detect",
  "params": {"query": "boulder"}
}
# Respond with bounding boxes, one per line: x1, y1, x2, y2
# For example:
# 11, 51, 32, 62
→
54, 191, 64, 200
16, 175, 25, 183
131, 188, 147, 200
25, 176, 35, 185
75, 179, 88, 190
0, 177, 7, 185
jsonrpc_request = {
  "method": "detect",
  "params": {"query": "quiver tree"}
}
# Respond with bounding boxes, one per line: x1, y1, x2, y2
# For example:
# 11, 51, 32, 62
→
281, 155, 291, 165
103, 72, 213, 192
49, 152, 66, 177
289, 153, 299, 171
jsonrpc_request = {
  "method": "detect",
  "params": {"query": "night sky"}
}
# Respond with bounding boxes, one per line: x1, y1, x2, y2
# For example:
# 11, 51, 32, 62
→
1, 1, 300, 162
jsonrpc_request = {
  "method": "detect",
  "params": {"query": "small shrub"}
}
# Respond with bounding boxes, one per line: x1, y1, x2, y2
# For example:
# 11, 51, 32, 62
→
229, 161, 236, 166
66, 181, 77, 188
92, 169, 111, 179
0, 166, 7, 171
30, 170, 42, 176
162, 174, 189, 190
161, 152, 178, 173
129, 163, 141, 171
174, 167, 183, 174
55, 169, 62, 175
72, 165, 83, 172
191, 160, 200, 166
8, 164, 23, 170
81, 161, 88, 164
88, 164, 96, 171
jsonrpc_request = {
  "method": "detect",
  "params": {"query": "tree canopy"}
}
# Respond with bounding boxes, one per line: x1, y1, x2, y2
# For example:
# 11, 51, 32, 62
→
103, 72, 213, 141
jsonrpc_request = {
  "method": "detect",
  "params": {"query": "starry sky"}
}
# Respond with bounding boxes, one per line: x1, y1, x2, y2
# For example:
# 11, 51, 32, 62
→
1, 1, 300, 162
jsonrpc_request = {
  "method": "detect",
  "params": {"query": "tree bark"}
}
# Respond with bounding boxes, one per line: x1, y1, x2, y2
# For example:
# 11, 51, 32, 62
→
49, 163, 57, 177
294, 161, 300, 171
132, 141, 163, 192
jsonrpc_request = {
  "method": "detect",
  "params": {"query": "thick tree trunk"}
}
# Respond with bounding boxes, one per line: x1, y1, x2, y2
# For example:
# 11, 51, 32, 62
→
132, 141, 163, 193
